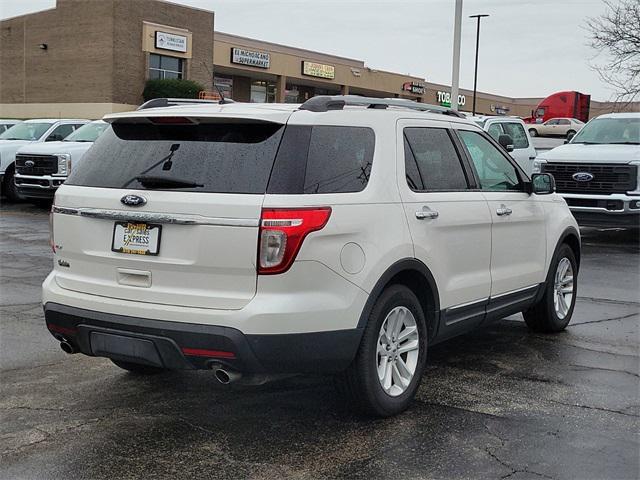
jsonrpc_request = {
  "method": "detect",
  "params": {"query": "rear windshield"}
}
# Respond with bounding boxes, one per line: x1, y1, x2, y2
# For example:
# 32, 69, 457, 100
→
66, 122, 285, 194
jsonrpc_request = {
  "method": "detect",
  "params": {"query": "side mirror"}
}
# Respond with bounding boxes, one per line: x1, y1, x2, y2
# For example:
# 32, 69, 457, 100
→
46, 134, 62, 142
531, 173, 555, 195
565, 131, 576, 143
498, 134, 514, 152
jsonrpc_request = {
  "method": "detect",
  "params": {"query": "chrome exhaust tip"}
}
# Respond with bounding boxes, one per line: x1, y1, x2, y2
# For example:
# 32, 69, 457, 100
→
213, 367, 241, 385
60, 340, 76, 354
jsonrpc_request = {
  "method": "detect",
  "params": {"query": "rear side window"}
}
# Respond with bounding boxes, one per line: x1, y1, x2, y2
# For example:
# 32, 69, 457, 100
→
403, 127, 468, 191
501, 122, 529, 149
66, 123, 284, 194
268, 126, 375, 194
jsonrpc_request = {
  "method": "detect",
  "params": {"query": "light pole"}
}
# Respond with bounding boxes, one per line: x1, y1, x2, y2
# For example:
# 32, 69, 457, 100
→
469, 13, 489, 116
450, 0, 463, 111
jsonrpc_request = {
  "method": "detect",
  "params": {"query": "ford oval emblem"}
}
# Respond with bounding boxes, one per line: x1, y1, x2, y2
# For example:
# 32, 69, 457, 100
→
24, 160, 35, 168
121, 194, 147, 207
572, 172, 594, 182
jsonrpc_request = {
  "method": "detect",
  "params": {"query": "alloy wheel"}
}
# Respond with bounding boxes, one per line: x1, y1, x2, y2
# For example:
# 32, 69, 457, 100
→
376, 306, 420, 397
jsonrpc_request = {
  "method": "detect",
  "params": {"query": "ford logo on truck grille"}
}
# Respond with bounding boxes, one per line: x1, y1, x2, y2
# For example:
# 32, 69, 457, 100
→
572, 172, 594, 182
121, 194, 147, 207
24, 160, 35, 168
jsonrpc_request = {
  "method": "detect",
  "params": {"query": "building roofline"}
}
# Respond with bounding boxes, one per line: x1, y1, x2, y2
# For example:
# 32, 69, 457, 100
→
0, 5, 57, 22
214, 31, 365, 68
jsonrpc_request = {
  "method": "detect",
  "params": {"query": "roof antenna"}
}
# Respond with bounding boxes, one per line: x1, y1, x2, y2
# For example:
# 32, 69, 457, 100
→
201, 61, 230, 105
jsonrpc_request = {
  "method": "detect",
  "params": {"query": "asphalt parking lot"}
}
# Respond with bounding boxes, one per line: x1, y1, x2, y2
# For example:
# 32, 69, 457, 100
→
1, 202, 638, 480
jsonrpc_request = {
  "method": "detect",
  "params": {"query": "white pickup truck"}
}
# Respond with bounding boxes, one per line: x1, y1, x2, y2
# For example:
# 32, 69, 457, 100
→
468, 115, 538, 175
15, 120, 108, 201
533, 112, 639, 228
0, 119, 88, 201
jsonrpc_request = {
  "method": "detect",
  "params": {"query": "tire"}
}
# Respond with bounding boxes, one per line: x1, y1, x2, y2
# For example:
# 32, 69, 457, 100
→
566, 130, 576, 138
336, 284, 428, 417
523, 244, 577, 333
111, 359, 166, 375
528, 128, 538, 137
2, 166, 24, 203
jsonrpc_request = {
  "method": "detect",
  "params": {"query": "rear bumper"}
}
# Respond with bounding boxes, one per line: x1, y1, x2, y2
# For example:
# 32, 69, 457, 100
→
44, 302, 363, 373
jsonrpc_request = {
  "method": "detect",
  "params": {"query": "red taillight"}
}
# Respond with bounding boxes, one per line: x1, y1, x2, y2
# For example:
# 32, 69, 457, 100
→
181, 347, 236, 359
48, 323, 77, 336
49, 205, 55, 253
258, 207, 331, 275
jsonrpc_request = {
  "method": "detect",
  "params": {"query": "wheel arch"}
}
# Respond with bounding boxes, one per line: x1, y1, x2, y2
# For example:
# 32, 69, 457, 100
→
357, 259, 441, 340
557, 226, 581, 271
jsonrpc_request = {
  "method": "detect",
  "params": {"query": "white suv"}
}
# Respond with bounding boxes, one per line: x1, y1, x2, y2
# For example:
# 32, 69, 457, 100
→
43, 96, 581, 416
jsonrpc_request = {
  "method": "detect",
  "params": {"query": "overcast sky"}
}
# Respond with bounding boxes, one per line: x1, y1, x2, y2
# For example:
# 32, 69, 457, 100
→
0, 0, 615, 100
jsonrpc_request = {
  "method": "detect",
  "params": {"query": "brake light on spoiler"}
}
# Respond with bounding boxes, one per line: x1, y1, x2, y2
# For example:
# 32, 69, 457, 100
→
258, 207, 331, 275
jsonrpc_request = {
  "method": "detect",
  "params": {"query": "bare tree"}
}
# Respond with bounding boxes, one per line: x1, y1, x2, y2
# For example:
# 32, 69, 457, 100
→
586, 0, 640, 105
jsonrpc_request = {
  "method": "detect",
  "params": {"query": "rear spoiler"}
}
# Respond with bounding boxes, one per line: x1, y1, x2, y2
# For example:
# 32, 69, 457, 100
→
137, 97, 235, 111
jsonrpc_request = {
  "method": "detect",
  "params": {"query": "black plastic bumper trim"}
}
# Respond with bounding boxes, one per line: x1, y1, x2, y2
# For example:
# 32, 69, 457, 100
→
44, 303, 363, 374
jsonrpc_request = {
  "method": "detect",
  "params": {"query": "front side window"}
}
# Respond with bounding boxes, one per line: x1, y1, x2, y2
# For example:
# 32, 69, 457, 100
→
0, 122, 53, 141
149, 54, 183, 80
267, 126, 375, 194
501, 122, 529, 149
546, 119, 559, 125
46, 124, 76, 142
458, 130, 522, 192
404, 127, 468, 191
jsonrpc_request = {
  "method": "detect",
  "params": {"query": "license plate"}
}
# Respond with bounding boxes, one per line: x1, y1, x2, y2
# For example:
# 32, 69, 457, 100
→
111, 222, 161, 256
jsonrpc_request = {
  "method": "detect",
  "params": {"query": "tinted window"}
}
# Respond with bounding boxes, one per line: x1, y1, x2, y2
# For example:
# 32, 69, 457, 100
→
458, 130, 522, 191
404, 128, 468, 191
487, 123, 503, 141
46, 124, 75, 141
501, 122, 529, 149
66, 123, 285, 194
268, 125, 375, 194
558, 119, 570, 125
546, 119, 559, 125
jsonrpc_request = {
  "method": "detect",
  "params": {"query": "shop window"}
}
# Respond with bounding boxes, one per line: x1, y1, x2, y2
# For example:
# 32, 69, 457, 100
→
214, 76, 233, 99
250, 80, 276, 103
149, 54, 184, 80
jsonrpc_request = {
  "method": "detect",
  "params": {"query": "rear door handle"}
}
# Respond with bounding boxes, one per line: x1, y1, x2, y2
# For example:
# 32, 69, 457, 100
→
496, 204, 512, 216
415, 207, 439, 220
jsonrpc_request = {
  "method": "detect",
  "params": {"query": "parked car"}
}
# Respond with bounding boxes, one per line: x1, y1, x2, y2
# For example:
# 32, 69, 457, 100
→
0, 119, 22, 134
468, 115, 537, 175
527, 117, 584, 138
533, 112, 640, 228
43, 96, 580, 417
15, 120, 109, 201
0, 119, 89, 201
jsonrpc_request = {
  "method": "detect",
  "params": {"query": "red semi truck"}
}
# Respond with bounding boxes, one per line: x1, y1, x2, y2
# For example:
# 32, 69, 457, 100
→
524, 91, 591, 124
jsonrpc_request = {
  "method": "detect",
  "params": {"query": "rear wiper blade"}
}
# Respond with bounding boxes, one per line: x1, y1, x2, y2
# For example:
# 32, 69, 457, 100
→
133, 175, 204, 189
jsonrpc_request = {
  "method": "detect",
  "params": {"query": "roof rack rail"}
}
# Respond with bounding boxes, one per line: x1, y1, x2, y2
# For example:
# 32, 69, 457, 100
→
299, 95, 465, 118
137, 97, 235, 111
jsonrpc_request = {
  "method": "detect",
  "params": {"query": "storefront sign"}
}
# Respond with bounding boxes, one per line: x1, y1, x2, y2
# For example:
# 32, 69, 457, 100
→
155, 31, 187, 53
302, 61, 335, 79
231, 48, 270, 69
402, 82, 425, 95
437, 90, 466, 107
